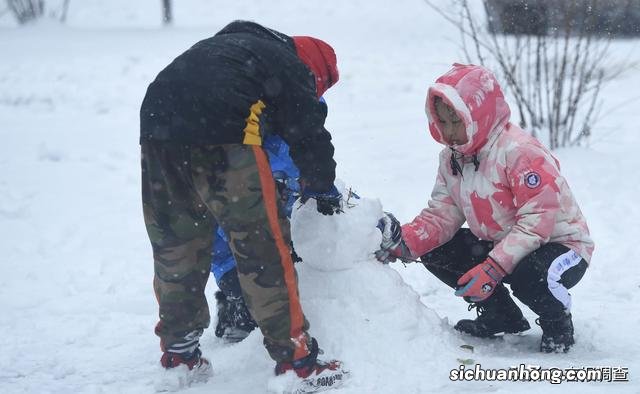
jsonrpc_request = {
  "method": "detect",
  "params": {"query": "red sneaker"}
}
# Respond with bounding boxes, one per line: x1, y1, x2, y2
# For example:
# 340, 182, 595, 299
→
160, 348, 210, 370
156, 348, 212, 392
274, 339, 347, 393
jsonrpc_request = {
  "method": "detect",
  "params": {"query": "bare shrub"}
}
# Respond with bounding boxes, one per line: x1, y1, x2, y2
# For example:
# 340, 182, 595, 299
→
6, 0, 71, 24
7, 0, 44, 24
425, 0, 632, 149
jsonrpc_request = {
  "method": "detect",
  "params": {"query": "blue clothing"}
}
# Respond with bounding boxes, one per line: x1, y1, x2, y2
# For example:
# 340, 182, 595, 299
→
211, 134, 301, 285
211, 226, 235, 283
263, 135, 300, 217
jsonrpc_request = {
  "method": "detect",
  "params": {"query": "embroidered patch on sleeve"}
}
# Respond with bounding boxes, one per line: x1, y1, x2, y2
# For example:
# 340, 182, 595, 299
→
524, 172, 541, 188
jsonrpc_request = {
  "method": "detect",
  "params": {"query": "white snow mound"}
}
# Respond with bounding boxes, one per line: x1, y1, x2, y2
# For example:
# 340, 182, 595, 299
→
291, 181, 383, 272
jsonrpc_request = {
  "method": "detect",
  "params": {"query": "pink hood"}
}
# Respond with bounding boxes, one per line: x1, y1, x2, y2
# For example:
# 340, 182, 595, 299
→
425, 64, 511, 155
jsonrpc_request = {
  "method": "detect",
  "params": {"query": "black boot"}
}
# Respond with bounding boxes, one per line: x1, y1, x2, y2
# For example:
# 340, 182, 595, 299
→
214, 291, 258, 343
454, 286, 531, 337
538, 313, 574, 353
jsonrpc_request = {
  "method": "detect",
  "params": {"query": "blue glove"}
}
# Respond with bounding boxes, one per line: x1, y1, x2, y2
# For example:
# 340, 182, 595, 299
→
300, 185, 343, 215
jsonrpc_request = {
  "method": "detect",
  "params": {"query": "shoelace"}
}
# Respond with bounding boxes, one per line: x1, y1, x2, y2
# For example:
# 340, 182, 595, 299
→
535, 316, 569, 330
467, 303, 487, 317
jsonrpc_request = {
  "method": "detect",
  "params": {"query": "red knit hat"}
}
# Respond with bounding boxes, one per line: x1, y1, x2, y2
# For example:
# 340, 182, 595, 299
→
292, 36, 339, 97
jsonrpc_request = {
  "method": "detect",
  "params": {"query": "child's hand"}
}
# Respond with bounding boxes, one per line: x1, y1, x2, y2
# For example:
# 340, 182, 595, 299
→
375, 212, 402, 264
455, 257, 506, 302
375, 212, 409, 263
377, 212, 402, 251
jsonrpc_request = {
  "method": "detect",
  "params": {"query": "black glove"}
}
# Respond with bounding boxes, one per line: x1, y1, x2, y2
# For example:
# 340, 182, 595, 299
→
300, 185, 343, 215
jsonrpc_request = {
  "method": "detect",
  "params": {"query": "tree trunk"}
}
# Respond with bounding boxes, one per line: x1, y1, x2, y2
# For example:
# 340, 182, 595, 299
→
60, 0, 70, 23
162, 0, 172, 25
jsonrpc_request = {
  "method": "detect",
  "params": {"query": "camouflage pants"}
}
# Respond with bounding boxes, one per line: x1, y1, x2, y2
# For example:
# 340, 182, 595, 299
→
141, 141, 311, 362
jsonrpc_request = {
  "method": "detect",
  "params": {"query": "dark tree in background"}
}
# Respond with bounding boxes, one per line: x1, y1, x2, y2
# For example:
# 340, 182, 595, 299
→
162, 0, 172, 25
59, 0, 69, 22
7, 0, 44, 24
485, 0, 640, 37
5, 0, 71, 24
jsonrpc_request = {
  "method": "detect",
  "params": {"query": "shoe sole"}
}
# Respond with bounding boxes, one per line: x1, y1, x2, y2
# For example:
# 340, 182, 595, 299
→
290, 371, 348, 394
222, 327, 251, 343
155, 362, 213, 392
454, 320, 532, 338
271, 368, 349, 394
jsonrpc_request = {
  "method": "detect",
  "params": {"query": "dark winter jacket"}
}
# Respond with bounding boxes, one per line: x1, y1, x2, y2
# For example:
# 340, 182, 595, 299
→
140, 20, 336, 192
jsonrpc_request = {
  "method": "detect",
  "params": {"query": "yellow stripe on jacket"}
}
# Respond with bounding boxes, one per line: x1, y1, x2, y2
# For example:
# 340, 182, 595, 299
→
243, 100, 266, 145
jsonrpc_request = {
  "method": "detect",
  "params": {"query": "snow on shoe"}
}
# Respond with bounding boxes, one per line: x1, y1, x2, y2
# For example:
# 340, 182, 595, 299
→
155, 349, 212, 392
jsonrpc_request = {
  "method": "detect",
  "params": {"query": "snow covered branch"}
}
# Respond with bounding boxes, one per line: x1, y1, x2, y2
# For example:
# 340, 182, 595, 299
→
425, 0, 635, 149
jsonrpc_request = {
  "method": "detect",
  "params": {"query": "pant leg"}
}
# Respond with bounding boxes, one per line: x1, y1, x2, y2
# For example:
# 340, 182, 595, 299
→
141, 141, 215, 354
420, 228, 494, 289
190, 144, 311, 363
506, 244, 587, 319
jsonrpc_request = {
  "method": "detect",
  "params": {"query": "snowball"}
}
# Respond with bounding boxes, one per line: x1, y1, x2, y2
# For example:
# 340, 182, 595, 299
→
291, 181, 383, 271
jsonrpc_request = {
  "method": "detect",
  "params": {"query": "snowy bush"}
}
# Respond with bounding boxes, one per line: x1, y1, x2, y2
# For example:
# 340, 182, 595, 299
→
6, 0, 70, 24
425, 0, 634, 149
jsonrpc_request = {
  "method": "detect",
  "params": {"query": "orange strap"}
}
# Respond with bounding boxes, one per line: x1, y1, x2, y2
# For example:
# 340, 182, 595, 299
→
252, 146, 309, 360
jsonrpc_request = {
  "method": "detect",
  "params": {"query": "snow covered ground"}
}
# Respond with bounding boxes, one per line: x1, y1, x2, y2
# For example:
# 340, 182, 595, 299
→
1, 0, 639, 393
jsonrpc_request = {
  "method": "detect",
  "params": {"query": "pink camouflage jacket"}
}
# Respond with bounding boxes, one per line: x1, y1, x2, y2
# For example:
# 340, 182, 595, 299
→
401, 64, 594, 274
